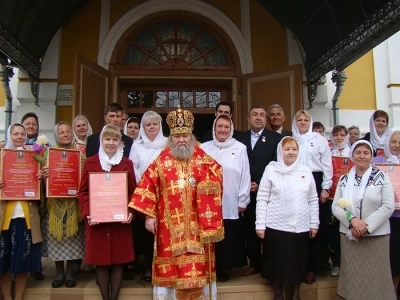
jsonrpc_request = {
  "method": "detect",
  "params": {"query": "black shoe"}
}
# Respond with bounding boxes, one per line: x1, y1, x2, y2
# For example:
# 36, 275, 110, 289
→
52, 279, 65, 288
142, 269, 152, 282
217, 271, 229, 282
32, 272, 44, 280
65, 279, 76, 288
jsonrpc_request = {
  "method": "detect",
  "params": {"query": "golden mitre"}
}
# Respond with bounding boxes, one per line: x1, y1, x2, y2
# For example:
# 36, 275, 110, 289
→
166, 106, 194, 135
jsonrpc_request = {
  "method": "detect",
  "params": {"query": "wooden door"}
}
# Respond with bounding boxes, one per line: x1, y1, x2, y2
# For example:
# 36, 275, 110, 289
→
241, 64, 303, 130
73, 54, 111, 133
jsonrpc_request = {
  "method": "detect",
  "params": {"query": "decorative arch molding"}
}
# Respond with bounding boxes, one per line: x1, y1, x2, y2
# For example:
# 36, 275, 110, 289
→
97, 0, 253, 74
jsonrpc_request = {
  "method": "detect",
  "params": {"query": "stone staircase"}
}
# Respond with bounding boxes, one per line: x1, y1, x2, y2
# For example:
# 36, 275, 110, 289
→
6, 260, 341, 300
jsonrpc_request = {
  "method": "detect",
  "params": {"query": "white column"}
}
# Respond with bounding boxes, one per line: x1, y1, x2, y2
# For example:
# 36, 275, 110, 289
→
13, 30, 61, 145
387, 32, 400, 130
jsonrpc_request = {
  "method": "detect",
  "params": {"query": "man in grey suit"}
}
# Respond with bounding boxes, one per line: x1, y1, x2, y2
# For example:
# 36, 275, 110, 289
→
267, 104, 292, 136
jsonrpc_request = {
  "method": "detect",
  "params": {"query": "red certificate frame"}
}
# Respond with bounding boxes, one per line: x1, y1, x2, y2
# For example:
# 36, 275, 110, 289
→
376, 148, 384, 156
89, 172, 128, 223
46, 148, 81, 198
375, 164, 400, 210
329, 156, 354, 199
75, 142, 86, 155
0, 149, 40, 200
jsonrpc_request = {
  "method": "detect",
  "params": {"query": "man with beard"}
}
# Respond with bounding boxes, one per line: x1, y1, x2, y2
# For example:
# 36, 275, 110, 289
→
129, 107, 224, 300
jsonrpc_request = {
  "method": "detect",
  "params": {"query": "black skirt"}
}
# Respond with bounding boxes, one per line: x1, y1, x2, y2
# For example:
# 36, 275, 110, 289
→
261, 227, 309, 285
390, 217, 400, 276
0, 218, 41, 275
215, 218, 247, 272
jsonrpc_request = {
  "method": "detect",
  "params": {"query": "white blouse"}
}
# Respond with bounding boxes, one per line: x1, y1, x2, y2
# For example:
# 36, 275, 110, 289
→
331, 145, 351, 157
302, 134, 333, 189
201, 140, 251, 219
256, 164, 319, 233
129, 142, 165, 184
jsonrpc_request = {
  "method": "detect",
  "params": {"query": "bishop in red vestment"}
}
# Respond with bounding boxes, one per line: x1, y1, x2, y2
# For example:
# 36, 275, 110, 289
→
129, 107, 224, 300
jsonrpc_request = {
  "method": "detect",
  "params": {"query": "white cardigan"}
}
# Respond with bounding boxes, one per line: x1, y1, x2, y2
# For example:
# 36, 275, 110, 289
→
201, 140, 251, 219
332, 168, 394, 236
255, 164, 319, 233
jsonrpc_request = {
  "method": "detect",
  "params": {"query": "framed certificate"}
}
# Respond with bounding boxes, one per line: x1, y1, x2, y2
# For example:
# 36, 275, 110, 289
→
0, 149, 40, 200
374, 164, 400, 210
75, 142, 86, 154
46, 148, 81, 198
329, 156, 354, 199
376, 148, 384, 156
89, 172, 128, 223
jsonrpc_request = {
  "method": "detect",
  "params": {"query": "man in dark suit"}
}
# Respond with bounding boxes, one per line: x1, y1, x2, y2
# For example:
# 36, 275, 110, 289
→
237, 105, 282, 276
86, 103, 133, 158
201, 101, 241, 143
267, 104, 292, 136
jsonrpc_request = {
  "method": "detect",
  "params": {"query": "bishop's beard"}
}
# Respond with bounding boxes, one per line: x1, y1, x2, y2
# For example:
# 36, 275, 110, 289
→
168, 136, 196, 161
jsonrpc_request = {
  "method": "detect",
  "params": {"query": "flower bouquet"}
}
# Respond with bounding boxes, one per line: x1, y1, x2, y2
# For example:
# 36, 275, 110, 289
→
32, 135, 49, 164
338, 197, 357, 241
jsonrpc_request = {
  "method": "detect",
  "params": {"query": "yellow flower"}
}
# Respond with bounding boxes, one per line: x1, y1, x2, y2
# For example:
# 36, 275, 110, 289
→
338, 197, 352, 208
36, 135, 49, 145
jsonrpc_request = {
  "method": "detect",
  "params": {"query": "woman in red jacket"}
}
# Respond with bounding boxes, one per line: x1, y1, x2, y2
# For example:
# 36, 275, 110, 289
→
78, 124, 135, 300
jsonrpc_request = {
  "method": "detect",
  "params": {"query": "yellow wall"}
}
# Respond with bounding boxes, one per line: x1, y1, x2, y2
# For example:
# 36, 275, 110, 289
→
250, 0, 287, 72
339, 51, 376, 110
57, 0, 101, 123
110, 0, 144, 28
0, 84, 5, 106
109, 0, 241, 30
204, 0, 241, 29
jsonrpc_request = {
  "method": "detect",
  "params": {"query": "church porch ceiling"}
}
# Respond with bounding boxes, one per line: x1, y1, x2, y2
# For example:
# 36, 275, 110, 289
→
0, 0, 399, 84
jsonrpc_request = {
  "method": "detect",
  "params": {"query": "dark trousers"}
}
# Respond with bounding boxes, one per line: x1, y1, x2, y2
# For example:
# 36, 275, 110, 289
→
308, 172, 329, 272
243, 196, 262, 271
132, 217, 154, 269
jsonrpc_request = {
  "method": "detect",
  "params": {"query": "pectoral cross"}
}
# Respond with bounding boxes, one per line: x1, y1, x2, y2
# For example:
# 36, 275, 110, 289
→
177, 174, 186, 190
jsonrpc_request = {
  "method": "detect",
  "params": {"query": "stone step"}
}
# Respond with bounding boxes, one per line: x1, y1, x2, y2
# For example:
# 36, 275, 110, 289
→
2, 260, 341, 300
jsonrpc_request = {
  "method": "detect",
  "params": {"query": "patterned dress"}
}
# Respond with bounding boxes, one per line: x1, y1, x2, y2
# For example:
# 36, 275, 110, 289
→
42, 145, 86, 261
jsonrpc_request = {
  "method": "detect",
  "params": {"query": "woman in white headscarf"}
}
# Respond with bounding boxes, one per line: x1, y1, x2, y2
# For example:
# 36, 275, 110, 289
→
256, 136, 319, 300
327, 125, 351, 277
128, 111, 167, 281
123, 117, 140, 142
41, 121, 86, 288
372, 131, 400, 293
0, 123, 43, 300
201, 115, 250, 282
292, 110, 332, 284
72, 115, 93, 146
78, 124, 135, 300
332, 140, 396, 300
362, 110, 391, 156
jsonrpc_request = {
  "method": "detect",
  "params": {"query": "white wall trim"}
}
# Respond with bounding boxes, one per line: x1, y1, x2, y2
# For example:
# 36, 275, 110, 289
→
99, 0, 110, 50
241, 0, 251, 50
97, 0, 253, 74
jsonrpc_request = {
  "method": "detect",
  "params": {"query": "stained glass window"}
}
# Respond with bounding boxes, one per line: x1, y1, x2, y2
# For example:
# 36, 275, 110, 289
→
126, 89, 222, 109
123, 20, 230, 68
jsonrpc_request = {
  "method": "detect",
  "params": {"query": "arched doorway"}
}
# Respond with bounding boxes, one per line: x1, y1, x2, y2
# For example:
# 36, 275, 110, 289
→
109, 15, 240, 139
